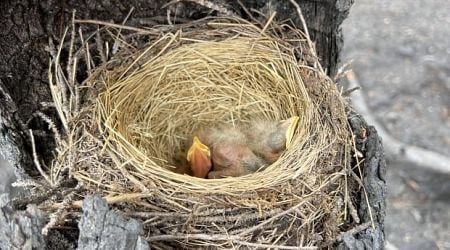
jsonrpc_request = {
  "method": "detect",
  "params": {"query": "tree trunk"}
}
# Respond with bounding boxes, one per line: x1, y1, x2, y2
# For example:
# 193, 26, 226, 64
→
0, 0, 386, 249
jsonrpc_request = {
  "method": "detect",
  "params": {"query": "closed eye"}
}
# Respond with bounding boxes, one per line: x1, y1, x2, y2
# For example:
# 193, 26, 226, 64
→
212, 156, 233, 168
267, 132, 285, 151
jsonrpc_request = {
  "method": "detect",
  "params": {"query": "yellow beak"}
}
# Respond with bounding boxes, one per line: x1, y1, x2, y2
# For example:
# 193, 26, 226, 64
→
285, 116, 299, 149
187, 136, 210, 161
186, 136, 212, 178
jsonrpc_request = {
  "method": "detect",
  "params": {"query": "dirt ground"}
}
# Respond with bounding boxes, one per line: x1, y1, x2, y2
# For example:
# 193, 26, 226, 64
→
1, 0, 449, 248
341, 0, 450, 249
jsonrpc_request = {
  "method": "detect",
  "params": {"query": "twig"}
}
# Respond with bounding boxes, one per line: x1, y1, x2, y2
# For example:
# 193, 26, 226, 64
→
236, 0, 262, 26
67, 10, 76, 88
351, 133, 375, 229
347, 198, 360, 224
11, 184, 59, 209
288, 0, 323, 73
232, 240, 318, 250
146, 233, 317, 249
348, 167, 364, 188
110, 152, 149, 192
40, 102, 56, 108
130, 206, 257, 218
166, 9, 173, 25
11, 178, 45, 189
51, 28, 71, 129
260, 12, 276, 34
342, 86, 360, 97
95, 27, 107, 64
347, 70, 450, 174
238, 198, 311, 237
146, 233, 238, 242
113, 7, 134, 55
74, 19, 158, 34
129, 211, 190, 218
131, 209, 278, 224
29, 129, 52, 186
44, 193, 155, 209
32, 111, 62, 143
334, 59, 353, 82
287, 0, 311, 41
42, 184, 80, 235
321, 221, 371, 247
336, 222, 371, 241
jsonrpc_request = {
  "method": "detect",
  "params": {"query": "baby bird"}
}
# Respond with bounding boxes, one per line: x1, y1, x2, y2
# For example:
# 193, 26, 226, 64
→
184, 116, 298, 178
204, 127, 266, 178
244, 116, 299, 164
186, 136, 212, 178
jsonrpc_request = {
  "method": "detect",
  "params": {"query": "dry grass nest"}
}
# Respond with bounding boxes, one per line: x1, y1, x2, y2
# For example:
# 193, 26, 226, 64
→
45, 16, 360, 248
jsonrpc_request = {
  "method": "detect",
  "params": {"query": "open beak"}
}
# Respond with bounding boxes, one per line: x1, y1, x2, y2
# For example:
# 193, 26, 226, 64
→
186, 136, 212, 178
281, 116, 299, 149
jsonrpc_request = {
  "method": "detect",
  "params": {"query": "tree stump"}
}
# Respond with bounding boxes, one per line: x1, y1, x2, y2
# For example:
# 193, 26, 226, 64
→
0, 1, 386, 249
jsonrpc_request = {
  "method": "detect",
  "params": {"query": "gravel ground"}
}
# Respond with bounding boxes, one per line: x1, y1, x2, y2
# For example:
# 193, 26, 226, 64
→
341, 0, 450, 249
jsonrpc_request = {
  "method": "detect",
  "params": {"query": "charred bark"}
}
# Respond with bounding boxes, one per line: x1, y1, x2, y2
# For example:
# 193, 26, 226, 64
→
0, 1, 386, 249
336, 113, 387, 250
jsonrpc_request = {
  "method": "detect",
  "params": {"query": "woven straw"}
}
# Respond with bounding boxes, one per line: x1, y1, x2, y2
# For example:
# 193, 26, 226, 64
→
47, 16, 353, 248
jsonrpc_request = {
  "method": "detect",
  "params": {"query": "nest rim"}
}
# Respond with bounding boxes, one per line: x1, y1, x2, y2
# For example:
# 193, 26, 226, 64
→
92, 20, 345, 194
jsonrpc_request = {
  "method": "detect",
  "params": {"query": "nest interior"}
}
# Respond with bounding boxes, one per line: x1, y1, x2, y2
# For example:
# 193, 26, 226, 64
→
48, 16, 355, 248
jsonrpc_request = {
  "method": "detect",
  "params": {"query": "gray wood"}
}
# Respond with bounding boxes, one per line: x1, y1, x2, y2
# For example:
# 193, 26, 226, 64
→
77, 195, 149, 250
0, 194, 46, 250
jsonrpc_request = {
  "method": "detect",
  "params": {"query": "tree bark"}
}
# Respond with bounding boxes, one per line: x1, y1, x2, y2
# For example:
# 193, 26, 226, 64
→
0, 1, 386, 249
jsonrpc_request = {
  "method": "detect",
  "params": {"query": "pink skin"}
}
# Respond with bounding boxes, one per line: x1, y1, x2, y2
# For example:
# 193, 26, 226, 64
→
190, 150, 212, 178
208, 143, 264, 178
245, 117, 298, 164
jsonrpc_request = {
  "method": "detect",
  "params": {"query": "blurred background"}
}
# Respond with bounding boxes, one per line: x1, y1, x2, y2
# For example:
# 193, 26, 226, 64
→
341, 0, 450, 249
1, 0, 449, 248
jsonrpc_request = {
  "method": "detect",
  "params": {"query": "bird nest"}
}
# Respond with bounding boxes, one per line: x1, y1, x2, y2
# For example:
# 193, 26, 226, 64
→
46, 16, 356, 248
